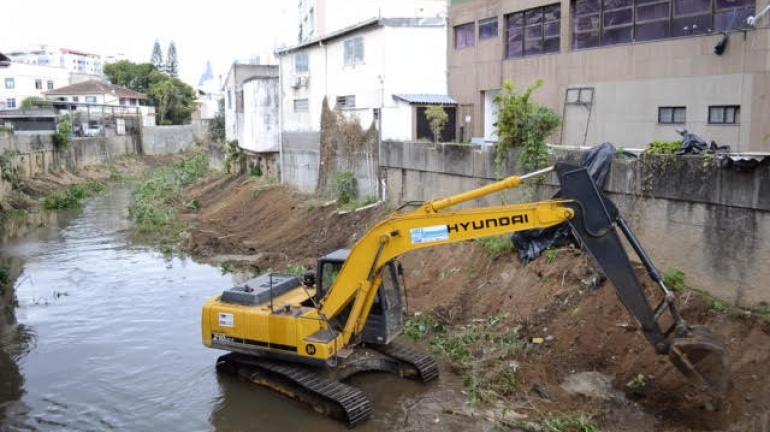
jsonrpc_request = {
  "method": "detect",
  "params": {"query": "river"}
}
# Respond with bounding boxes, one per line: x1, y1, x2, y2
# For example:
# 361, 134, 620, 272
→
0, 186, 468, 432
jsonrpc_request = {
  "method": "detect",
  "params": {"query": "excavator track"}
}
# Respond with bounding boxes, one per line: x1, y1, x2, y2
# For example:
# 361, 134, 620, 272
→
372, 342, 439, 382
217, 353, 372, 426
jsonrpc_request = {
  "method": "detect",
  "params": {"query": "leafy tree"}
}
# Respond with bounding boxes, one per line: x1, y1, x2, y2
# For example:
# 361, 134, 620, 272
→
494, 80, 560, 173
151, 40, 164, 70
21, 96, 46, 109
104, 61, 196, 125
425, 106, 449, 144
166, 41, 178, 77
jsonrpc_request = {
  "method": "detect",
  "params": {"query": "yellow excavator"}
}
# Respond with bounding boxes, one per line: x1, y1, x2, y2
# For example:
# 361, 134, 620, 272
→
201, 163, 728, 425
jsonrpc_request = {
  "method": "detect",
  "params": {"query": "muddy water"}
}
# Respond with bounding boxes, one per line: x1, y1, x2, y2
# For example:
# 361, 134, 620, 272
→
0, 187, 468, 432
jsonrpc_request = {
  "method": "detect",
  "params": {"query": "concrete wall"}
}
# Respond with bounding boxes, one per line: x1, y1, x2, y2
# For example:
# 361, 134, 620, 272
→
282, 131, 321, 194
141, 123, 207, 155
379, 140, 770, 306
242, 77, 279, 153
448, 0, 770, 152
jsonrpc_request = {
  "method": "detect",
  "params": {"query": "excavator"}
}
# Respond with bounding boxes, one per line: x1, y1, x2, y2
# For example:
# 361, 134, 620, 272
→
201, 163, 728, 426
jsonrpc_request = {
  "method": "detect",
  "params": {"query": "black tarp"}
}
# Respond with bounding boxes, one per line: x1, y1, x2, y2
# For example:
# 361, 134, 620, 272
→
512, 142, 618, 263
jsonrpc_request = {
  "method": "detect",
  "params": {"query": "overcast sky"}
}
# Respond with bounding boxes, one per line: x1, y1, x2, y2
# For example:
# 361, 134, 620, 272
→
4, 0, 297, 87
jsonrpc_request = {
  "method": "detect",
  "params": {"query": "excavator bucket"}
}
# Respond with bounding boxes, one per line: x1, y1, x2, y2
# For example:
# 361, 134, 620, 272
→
669, 325, 730, 396
555, 163, 730, 397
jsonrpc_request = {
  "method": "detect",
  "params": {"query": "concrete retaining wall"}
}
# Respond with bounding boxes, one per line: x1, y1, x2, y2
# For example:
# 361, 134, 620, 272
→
282, 131, 321, 194
379, 140, 770, 306
142, 124, 208, 155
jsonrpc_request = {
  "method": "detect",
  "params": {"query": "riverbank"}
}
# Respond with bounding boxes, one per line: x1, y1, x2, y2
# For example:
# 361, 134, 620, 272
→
170, 173, 770, 431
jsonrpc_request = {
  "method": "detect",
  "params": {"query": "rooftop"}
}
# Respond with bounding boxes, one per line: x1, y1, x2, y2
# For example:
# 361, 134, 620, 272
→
276, 17, 445, 55
393, 94, 457, 105
44, 80, 148, 100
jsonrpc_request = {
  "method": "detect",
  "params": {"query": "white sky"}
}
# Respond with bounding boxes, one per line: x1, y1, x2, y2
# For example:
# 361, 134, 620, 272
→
3, 0, 297, 88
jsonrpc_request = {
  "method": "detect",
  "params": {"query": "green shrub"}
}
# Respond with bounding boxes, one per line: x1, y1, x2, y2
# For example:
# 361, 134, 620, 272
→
663, 268, 687, 292
425, 106, 449, 144
42, 181, 105, 210
646, 140, 682, 155
477, 235, 515, 259
52, 117, 73, 150
334, 172, 357, 204
128, 152, 209, 249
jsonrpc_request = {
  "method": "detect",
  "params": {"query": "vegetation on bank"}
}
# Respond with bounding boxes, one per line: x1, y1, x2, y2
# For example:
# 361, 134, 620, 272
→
42, 181, 105, 210
128, 152, 208, 252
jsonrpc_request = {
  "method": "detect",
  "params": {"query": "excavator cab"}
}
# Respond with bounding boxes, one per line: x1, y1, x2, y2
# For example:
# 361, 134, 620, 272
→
316, 250, 405, 345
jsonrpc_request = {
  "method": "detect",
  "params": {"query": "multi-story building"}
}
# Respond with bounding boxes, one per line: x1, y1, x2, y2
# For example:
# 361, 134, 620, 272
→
0, 62, 71, 110
222, 63, 279, 150
276, 15, 449, 193
6, 45, 107, 77
448, 0, 770, 152
298, 0, 447, 42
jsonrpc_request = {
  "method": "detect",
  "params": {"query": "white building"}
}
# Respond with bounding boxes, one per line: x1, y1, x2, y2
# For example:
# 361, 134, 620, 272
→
43, 80, 155, 126
275, 15, 448, 194
0, 62, 71, 110
222, 63, 279, 147
277, 17, 448, 142
194, 61, 223, 120
6, 45, 108, 77
298, 0, 446, 42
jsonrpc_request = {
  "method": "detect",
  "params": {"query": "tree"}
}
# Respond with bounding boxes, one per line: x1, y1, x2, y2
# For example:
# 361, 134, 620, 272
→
105, 60, 196, 125
21, 96, 46, 109
494, 80, 561, 172
425, 106, 449, 144
151, 40, 164, 70
166, 41, 178, 77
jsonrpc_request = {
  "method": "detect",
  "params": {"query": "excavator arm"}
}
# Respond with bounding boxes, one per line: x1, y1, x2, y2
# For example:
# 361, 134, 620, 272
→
318, 164, 727, 396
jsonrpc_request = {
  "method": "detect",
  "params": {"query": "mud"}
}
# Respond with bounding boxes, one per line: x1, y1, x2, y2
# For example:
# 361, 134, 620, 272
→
181, 175, 770, 431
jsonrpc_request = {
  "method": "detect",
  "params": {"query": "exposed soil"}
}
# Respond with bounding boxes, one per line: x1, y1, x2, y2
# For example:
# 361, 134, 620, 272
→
181, 175, 770, 431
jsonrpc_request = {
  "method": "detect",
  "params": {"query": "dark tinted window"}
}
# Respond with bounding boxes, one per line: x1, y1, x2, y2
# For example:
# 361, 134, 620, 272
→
479, 17, 499, 39
506, 4, 561, 58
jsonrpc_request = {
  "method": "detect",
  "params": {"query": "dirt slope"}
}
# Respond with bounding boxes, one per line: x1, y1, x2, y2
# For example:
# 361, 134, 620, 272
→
182, 176, 770, 431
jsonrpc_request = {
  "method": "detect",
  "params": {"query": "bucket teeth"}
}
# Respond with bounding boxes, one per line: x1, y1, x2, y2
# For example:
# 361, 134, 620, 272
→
668, 325, 729, 397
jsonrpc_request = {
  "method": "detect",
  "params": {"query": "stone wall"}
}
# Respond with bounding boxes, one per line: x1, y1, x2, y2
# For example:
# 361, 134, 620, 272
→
379, 140, 770, 306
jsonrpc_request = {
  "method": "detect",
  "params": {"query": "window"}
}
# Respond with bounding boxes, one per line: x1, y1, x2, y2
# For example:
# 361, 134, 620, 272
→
85, 96, 97, 103
344, 37, 364, 65
455, 22, 476, 48
479, 17, 499, 39
4, 78, 14, 89
566, 87, 595, 104
708, 105, 739, 124
6, 98, 16, 109
506, 4, 561, 58
227, 90, 232, 109
335, 95, 355, 109
35, 79, 43, 90
47, 80, 54, 90
294, 52, 309, 73
658, 106, 686, 124
572, 0, 754, 49
72, 96, 79, 102
293, 98, 309, 112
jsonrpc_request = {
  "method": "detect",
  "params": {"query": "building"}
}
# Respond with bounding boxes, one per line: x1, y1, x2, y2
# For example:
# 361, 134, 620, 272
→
448, 0, 770, 153
193, 61, 223, 120
298, 0, 447, 42
0, 62, 71, 110
222, 63, 278, 146
275, 14, 448, 194
5, 45, 108, 77
43, 80, 155, 126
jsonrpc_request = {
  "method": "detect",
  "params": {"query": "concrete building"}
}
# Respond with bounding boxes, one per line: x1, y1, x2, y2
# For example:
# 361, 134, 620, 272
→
276, 16, 449, 192
0, 62, 71, 110
298, 0, 447, 42
6, 45, 108, 77
222, 63, 279, 148
448, 0, 770, 153
193, 61, 223, 120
